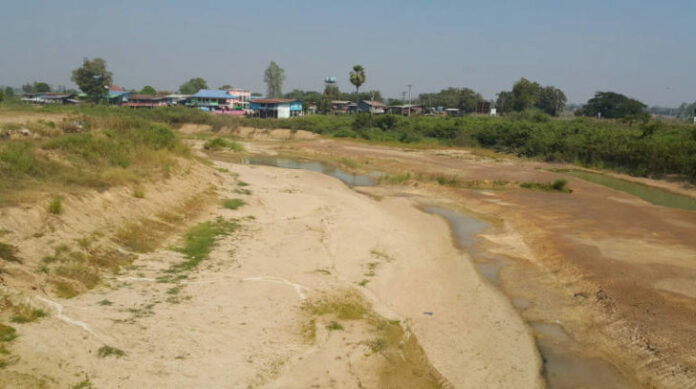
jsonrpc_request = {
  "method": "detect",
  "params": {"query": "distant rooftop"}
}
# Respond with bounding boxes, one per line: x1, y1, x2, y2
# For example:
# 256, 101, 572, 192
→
192, 89, 234, 99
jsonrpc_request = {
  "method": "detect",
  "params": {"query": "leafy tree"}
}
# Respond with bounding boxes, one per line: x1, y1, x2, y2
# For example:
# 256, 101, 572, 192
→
21, 84, 33, 94
33, 82, 51, 93
511, 78, 542, 111
495, 91, 515, 113
388, 98, 405, 106
140, 85, 157, 95
219, 84, 232, 90
418, 87, 482, 112
179, 78, 208, 94
0, 90, 4, 102
263, 61, 285, 98
4, 87, 14, 98
71, 57, 113, 103
251, 92, 262, 97
579, 91, 648, 119
349, 65, 366, 104
676, 102, 696, 120
537, 86, 567, 116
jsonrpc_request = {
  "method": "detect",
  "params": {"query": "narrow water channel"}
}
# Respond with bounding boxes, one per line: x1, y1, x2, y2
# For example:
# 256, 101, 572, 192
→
240, 156, 636, 388
242, 156, 380, 187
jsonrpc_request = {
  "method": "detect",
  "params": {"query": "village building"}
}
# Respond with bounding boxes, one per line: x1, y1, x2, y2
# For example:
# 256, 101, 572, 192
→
226, 88, 251, 110
126, 94, 168, 108
331, 100, 352, 114
348, 100, 386, 114
188, 90, 234, 111
21, 93, 78, 105
387, 104, 424, 116
249, 98, 303, 118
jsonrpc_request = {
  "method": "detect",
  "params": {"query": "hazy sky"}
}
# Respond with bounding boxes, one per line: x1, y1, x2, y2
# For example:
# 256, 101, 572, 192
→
1, 0, 694, 105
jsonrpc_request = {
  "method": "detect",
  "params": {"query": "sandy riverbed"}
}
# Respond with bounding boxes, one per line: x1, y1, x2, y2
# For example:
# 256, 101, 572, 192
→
2, 159, 542, 388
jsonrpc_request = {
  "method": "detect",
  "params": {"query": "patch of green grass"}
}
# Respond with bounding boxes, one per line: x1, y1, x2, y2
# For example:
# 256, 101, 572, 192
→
303, 290, 369, 320
48, 196, 63, 214
166, 287, 180, 295
313, 269, 331, 275
72, 377, 95, 389
358, 279, 370, 287
132, 187, 145, 198
203, 137, 244, 152
378, 173, 411, 185
10, 305, 47, 324
0, 242, 21, 263
233, 188, 252, 195
97, 345, 125, 358
221, 198, 245, 210
0, 323, 17, 342
166, 218, 239, 273
557, 169, 696, 210
98, 299, 113, 306
326, 321, 344, 331
520, 178, 571, 193
236, 180, 249, 187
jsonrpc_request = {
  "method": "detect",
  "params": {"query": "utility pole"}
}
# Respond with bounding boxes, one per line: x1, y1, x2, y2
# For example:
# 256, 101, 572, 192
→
406, 84, 412, 117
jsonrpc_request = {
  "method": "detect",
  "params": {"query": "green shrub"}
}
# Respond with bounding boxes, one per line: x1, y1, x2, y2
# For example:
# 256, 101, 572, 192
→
48, 196, 62, 214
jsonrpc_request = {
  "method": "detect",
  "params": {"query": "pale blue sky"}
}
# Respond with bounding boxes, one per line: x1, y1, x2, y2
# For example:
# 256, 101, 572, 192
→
1, 0, 694, 105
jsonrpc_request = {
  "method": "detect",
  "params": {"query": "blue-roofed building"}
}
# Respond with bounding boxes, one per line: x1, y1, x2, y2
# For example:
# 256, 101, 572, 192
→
249, 98, 303, 118
188, 89, 238, 111
107, 90, 130, 105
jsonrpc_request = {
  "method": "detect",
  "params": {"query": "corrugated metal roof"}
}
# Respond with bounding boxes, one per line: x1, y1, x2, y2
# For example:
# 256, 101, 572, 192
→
250, 98, 299, 104
192, 90, 232, 99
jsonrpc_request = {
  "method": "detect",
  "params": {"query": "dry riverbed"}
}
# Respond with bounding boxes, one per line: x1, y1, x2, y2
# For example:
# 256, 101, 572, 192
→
0, 150, 543, 388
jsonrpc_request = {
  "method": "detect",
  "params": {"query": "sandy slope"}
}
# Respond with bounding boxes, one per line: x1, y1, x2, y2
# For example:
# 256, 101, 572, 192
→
3, 161, 542, 388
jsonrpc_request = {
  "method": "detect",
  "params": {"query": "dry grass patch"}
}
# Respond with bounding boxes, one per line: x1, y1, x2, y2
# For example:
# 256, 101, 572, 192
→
0, 242, 21, 263
301, 289, 446, 388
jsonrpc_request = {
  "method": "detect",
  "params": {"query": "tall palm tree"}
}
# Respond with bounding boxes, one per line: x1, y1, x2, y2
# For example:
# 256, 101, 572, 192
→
349, 65, 366, 110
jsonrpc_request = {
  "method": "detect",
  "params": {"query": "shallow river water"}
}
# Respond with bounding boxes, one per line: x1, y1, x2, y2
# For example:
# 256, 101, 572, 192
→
242, 156, 636, 388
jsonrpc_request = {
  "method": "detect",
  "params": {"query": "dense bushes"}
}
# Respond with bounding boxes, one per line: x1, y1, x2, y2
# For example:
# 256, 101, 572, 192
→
5, 104, 695, 181
255, 113, 696, 181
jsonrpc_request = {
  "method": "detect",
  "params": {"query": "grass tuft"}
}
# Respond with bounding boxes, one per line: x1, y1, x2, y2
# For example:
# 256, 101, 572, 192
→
97, 345, 125, 358
520, 178, 571, 193
0, 323, 17, 342
221, 198, 245, 210
203, 137, 244, 152
326, 321, 344, 331
48, 196, 63, 214
0, 242, 21, 263
166, 218, 239, 273
10, 305, 47, 324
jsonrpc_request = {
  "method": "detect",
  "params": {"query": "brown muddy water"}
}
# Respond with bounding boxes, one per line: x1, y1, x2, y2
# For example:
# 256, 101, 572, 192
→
240, 156, 636, 388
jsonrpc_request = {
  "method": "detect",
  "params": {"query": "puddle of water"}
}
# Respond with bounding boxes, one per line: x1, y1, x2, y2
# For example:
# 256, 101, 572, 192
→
556, 169, 696, 211
532, 322, 635, 389
242, 156, 379, 187
423, 206, 508, 285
